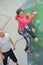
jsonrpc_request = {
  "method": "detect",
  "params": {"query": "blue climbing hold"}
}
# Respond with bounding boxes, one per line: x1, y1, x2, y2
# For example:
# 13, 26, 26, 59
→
36, 19, 40, 25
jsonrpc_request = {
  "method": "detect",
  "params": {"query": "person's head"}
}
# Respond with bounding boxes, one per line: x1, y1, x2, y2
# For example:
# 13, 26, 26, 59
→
16, 8, 24, 17
0, 29, 5, 37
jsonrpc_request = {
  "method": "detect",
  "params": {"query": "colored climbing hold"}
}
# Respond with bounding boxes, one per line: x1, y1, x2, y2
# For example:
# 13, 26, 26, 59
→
32, 10, 37, 15
35, 0, 39, 5
32, 28, 36, 33
36, 19, 40, 25
34, 53, 40, 58
31, 61, 34, 64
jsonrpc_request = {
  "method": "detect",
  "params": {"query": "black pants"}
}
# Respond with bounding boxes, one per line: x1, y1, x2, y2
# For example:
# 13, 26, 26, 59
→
2, 49, 17, 65
18, 25, 36, 47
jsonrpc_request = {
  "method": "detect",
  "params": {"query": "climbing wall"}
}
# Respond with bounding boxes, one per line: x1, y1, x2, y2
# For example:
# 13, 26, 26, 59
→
27, 43, 43, 65
22, 0, 43, 65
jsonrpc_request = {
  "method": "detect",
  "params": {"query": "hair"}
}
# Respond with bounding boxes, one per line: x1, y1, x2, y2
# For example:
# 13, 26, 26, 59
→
16, 8, 23, 15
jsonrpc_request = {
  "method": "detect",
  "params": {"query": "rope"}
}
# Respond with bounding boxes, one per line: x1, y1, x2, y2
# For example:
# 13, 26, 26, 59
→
15, 37, 23, 45
2, 17, 11, 30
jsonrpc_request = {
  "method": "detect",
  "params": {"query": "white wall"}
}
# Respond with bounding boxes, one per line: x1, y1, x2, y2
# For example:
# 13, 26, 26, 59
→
0, 0, 27, 65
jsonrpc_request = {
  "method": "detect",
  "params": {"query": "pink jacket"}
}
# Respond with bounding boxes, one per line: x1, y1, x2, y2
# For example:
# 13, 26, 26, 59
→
15, 14, 34, 29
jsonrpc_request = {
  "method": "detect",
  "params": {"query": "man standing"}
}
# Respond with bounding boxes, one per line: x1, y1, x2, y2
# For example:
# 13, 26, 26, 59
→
0, 29, 19, 65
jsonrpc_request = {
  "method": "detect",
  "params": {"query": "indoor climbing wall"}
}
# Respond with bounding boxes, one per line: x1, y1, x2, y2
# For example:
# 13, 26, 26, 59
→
22, 0, 43, 65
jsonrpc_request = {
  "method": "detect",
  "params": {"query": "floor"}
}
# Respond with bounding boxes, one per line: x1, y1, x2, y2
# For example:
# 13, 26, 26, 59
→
0, 0, 27, 65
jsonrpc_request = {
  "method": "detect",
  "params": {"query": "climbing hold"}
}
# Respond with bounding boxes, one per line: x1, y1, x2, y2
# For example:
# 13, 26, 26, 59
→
31, 61, 34, 64
36, 19, 40, 25
34, 53, 40, 58
35, 0, 39, 5
32, 28, 36, 32
32, 10, 37, 15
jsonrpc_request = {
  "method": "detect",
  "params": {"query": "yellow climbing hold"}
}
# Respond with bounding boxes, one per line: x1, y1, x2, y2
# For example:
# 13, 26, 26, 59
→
32, 28, 36, 33
35, 0, 39, 5
34, 53, 40, 58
